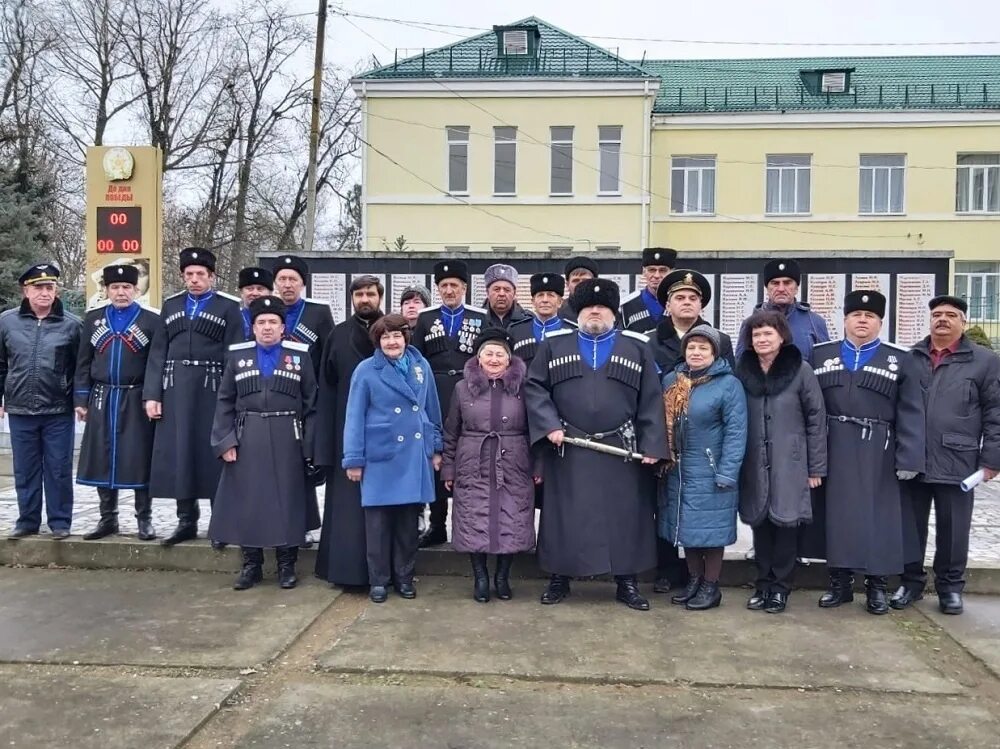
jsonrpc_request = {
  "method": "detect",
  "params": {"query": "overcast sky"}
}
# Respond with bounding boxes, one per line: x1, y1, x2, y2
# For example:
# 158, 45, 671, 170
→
282, 0, 1000, 73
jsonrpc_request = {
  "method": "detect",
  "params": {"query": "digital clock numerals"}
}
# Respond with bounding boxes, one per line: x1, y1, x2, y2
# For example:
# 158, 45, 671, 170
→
96, 206, 142, 253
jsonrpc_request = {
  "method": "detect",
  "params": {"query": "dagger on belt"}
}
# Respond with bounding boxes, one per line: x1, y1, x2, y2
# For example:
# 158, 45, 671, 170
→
560, 436, 645, 462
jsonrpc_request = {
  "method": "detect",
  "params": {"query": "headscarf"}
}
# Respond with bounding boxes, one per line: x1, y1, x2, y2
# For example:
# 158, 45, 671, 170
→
663, 368, 714, 467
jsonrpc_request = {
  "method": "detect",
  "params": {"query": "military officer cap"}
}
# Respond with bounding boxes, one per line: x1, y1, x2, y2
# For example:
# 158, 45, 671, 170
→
272, 254, 309, 283
473, 326, 512, 354
179, 247, 216, 272
238, 266, 274, 290
763, 259, 801, 285
929, 295, 968, 315
249, 295, 287, 323
563, 256, 599, 279
530, 273, 565, 297
433, 260, 469, 285
570, 277, 620, 314
657, 268, 712, 307
102, 264, 139, 286
19, 262, 60, 286
844, 289, 886, 319
642, 247, 677, 268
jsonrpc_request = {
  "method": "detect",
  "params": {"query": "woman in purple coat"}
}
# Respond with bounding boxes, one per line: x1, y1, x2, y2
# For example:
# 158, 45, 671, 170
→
443, 328, 540, 602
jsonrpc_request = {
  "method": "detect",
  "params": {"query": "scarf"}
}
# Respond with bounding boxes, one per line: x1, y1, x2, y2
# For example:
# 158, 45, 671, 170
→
663, 369, 713, 466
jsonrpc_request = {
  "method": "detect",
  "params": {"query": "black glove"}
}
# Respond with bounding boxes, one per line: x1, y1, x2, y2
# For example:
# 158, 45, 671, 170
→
305, 460, 327, 487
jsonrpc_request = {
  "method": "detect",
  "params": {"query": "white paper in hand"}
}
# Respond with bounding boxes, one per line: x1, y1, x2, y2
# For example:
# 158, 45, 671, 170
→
960, 469, 986, 493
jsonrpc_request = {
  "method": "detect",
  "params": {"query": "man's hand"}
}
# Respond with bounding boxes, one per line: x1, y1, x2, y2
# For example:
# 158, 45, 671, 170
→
346, 467, 363, 482
547, 429, 564, 447
533, 475, 543, 485
641, 456, 658, 465
444, 480, 454, 491
221, 447, 237, 463
145, 400, 162, 420
74, 406, 88, 422
984, 467, 999, 481
432, 453, 442, 472
0, 406, 5, 420
808, 476, 823, 489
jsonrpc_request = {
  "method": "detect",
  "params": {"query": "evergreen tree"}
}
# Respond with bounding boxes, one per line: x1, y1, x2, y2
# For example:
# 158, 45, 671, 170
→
0, 161, 52, 310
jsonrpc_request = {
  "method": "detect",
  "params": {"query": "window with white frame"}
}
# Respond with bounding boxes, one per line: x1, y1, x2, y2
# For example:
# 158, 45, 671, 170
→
766, 155, 811, 214
956, 154, 1000, 213
493, 126, 517, 195
598, 126, 622, 194
447, 126, 469, 194
550, 126, 574, 195
954, 261, 1000, 319
859, 154, 905, 214
670, 156, 716, 214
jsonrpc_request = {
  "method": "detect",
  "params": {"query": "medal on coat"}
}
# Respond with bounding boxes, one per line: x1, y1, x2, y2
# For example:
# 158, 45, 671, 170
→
414, 365, 424, 384
284, 354, 295, 371
887, 354, 898, 372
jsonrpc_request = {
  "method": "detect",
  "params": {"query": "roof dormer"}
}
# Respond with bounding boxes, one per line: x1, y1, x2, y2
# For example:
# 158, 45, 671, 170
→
494, 25, 541, 57
799, 67, 854, 95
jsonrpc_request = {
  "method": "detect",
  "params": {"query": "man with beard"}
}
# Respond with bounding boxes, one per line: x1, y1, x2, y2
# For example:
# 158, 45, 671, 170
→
76, 264, 161, 541
525, 278, 668, 610
483, 263, 530, 330
618, 247, 676, 333
144, 248, 243, 547
315, 275, 385, 588
237, 266, 274, 340
411, 260, 489, 547
557, 256, 599, 323
399, 284, 430, 329
508, 273, 576, 368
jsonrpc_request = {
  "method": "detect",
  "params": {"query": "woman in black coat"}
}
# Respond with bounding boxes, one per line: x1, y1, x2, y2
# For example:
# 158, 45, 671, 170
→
735, 311, 827, 613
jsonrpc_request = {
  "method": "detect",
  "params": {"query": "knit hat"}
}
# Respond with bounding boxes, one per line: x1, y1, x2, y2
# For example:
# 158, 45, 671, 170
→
484, 263, 518, 289
473, 327, 512, 354
681, 324, 721, 355
399, 284, 431, 306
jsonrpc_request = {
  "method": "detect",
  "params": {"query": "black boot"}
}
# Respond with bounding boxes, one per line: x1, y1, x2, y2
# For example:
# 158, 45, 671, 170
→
470, 553, 490, 603
134, 489, 156, 541
865, 575, 889, 615
818, 570, 855, 608
686, 580, 722, 610
84, 488, 119, 540
671, 577, 702, 605
277, 546, 299, 589
540, 574, 571, 605
233, 547, 264, 590
161, 498, 198, 546
494, 554, 513, 600
419, 524, 448, 548
615, 576, 650, 611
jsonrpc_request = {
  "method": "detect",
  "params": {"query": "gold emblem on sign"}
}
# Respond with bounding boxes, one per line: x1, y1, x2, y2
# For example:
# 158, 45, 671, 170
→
102, 148, 134, 181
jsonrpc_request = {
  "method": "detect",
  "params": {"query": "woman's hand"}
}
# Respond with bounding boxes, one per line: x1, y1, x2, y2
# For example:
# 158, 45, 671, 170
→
533, 475, 543, 485
347, 467, 363, 482
222, 447, 238, 463
444, 480, 454, 491
432, 453, 442, 471
808, 476, 823, 489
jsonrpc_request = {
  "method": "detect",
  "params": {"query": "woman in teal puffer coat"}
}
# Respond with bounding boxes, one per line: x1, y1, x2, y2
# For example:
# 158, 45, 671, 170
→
660, 325, 748, 611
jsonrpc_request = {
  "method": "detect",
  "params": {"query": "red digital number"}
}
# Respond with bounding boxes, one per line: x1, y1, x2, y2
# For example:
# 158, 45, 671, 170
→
121, 239, 140, 252
97, 239, 115, 253
109, 212, 129, 226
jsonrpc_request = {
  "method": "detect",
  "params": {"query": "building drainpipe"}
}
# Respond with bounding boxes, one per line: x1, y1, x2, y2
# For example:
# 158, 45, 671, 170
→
641, 79, 652, 251
361, 81, 368, 252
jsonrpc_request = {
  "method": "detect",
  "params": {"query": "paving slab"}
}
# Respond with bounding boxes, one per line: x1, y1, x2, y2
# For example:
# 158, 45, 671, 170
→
0, 568, 336, 668
233, 681, 999, 749
318, 577, 959, 694
0, 666, 237, 749
919, 596, 1000, 679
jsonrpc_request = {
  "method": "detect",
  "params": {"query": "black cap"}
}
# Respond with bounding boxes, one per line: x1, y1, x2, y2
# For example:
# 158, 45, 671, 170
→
179, 247, 216, 272
763, 259, 801, 285
657, 269, 712, 307
844, 290, 886, 318
642, 247, 677, 268
18, 262, 60, 286
249, 295, 287, 323
473, 327, 512, 354
272, 254, 309, 283
570, 278, 620, 314
564, 256, 599, 279
433, 260, 469, 285
102, 264, 139, 286
238, 266, 274, 289
929, 295, 968, 314
530, 273, 565, 297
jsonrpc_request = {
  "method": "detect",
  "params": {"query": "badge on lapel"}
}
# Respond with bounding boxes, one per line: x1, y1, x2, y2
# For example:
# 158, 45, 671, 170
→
414, 365, 424, 384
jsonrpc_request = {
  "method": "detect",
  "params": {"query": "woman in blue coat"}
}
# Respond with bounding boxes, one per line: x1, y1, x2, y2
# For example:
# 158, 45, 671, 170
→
342, 314, 443, 603
661, 325, 748, 611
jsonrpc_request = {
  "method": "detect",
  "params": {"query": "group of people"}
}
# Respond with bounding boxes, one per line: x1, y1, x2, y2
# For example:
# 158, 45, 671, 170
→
0, 248, 996, 619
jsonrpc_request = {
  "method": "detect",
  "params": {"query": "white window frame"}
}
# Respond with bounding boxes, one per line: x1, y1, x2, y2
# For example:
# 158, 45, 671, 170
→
550, 126, 574, 196
492, 126, 517, 196
954, 261, 1000, 320
502, 30, 528, 55
670, 156, 716, 215
765, 154, 811, 215
821, 71, 846, 93
859, 154, 906, 215
956, 153, 1000, 214
598, 126, 622, 195
446, 126, 469, 195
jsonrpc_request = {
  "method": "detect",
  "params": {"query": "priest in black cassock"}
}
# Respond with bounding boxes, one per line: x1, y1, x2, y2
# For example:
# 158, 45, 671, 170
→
144, 248, 244, 547
508, 272, 576, 368
810, 290, 924, 615
75, 264, 161, 541
314, 275, 385, 588
525, 278, 669, 610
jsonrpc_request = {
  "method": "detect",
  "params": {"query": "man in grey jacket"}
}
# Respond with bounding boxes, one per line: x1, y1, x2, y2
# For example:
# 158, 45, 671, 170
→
0, 263, 82, 539
891, 295, 1000, 615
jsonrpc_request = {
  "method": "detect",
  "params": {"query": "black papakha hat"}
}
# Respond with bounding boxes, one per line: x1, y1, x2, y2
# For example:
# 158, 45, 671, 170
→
179, 247, 216, 272
844, 290, 886, 318
433, 260, 469, 285
272, 254, 309, 283
763, 259, 801, 285
530, 273, 565, 296
102, 264, 139, 286
238, 266, 274, 289
570, 277, 620, 314
249, 295, 287, 323
642, 247, 677, 267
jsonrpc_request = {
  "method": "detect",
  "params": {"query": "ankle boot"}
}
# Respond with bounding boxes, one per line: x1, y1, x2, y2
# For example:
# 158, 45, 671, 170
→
233, 547, 264, 590
470, 553, 490, 602
494, 554, 513, 600
134, 489, 156, 541
686, 580, 722, 610
818, 570, 855, 608
671, 576, 702, 605
540, 574, 571, 605
865, 575, 889, 615
277, 546, 299, 589
161, 498, 199, 546
84, 488, 119, 540
615, 576, 650, 611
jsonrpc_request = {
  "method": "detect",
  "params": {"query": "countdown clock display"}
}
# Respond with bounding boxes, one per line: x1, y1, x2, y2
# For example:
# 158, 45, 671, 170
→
96, 206, 142, 253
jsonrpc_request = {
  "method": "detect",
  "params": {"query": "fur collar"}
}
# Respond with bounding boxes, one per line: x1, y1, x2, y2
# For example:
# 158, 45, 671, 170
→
463, 354, 526, 397
736, 344, 802, 397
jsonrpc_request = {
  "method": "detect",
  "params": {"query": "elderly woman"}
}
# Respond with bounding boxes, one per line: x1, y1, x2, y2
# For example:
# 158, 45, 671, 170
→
736, 311, 827, 614
661, 325, 747, 611
342, 314, 443, 604
442, 328, 539, 603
